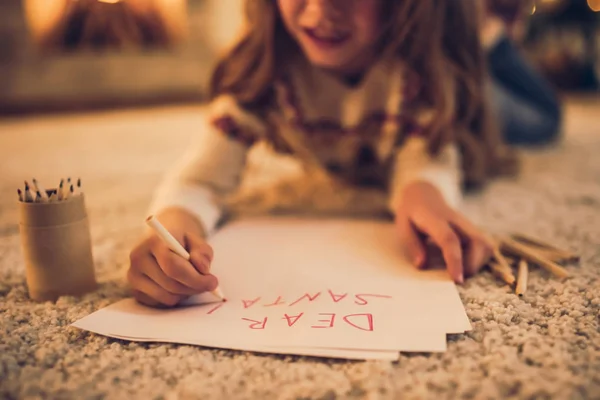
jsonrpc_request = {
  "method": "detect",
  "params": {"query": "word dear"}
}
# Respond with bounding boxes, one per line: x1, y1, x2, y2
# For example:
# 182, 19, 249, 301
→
241, 312, 375, 331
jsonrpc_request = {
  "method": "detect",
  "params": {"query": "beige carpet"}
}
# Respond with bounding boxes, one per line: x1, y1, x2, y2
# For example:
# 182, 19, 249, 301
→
0, 100, 599, 399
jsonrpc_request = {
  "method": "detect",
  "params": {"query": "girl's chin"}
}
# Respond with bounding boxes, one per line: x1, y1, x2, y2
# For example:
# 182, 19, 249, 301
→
304, 53, 366, 77
307, 57, 347, 70
303, 50, 353, 69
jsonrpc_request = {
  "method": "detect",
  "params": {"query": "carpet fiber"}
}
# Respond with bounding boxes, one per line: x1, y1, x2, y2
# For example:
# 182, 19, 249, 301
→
1, 100, 599, 399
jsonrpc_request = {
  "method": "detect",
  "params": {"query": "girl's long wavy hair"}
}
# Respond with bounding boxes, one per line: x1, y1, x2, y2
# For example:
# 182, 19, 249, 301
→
209, 0, 518, 188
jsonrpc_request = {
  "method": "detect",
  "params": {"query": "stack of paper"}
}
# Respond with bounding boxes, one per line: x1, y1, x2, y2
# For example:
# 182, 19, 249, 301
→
72, 217, 471, 360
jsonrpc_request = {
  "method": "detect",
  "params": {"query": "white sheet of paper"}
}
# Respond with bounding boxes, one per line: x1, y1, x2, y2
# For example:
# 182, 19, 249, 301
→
187, 217, 471, 333
72, 296, 447, 353
72, 217, 469, 359
102, 333, 401, 361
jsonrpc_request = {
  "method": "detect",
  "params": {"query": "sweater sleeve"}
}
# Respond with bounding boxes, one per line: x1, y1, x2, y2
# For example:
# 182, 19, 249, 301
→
388, 136, 463, 213
387, 68, 463, 212
148, 95, 267, 235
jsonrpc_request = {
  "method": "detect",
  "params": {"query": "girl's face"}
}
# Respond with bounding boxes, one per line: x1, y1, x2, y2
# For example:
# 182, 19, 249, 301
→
277, 0, 383, 78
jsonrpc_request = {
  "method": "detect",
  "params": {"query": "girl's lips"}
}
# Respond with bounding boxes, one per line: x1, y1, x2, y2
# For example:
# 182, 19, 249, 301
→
303, 28, 351, 49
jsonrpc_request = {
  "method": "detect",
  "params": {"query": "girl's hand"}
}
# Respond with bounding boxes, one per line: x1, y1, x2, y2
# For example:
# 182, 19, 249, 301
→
394, 181, 494, 283
127, 208, 218, 307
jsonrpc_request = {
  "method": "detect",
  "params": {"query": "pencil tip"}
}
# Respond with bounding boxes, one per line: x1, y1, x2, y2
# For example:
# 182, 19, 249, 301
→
59, 179, 64, 187
17, 189, 22, 194
77, 178, 81, 187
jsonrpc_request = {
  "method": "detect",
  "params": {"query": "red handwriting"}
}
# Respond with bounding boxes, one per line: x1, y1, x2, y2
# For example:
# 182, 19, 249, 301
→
242, 297, 261, 309
328, 290, 348, 303
244, 313, 375, 331
311, 313, 336, 329
236, 291, 392, 308
206, 303, 224, 315
242, 317, 268, 329
343, 314, 374, 331
264, 296, 285, 307
289, 292, 321, 307
354, 294, 392, 305
282, 313, 304, 327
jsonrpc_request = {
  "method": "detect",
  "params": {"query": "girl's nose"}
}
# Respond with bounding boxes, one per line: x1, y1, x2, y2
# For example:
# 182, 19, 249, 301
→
301, 0, 345, 28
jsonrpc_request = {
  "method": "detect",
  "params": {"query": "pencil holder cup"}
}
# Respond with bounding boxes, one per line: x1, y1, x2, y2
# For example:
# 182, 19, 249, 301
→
18, 193, 97, 302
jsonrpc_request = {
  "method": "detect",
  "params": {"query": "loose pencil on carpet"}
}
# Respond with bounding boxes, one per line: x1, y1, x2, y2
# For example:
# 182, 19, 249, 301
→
500, 236, 569, 279
511, 233, 579, 263
491, 245, 516, 283
488, 261, 516, 285
516, 259, 528, 296
145, 215, 225, 302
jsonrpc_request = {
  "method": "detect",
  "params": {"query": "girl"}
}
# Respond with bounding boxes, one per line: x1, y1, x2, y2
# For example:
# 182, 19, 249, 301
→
128, 0, 517, 308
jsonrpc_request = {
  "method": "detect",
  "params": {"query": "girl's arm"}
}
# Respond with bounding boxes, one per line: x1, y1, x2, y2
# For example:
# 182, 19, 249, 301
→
148, 95, 267, 237
388, 136, 494, 284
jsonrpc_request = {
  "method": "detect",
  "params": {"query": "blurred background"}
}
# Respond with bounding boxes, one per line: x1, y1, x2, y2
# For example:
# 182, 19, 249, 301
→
0, 0, 599, 115
0, 0, 244, 113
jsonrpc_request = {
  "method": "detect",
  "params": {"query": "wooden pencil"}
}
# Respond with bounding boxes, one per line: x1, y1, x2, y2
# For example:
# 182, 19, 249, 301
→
511, 233, 579, 262
57, 179, 65, 201
516, 259, 528, 296
23, 181, 34, 202
63, 184, 74, 200
32, 178, 49, 201
499, 236, 569, 279
526, 247, 573, 264
488, 261, 516, 285
492, 245, 515, 278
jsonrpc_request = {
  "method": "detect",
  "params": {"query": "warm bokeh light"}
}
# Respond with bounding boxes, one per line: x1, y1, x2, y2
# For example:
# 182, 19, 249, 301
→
23, 0, 68, 42
588, 0, 600, 11
23, 0, 190, 48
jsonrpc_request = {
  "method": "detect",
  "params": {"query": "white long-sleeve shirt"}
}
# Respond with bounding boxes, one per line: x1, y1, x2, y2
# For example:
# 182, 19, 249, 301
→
149, 55, 462, 235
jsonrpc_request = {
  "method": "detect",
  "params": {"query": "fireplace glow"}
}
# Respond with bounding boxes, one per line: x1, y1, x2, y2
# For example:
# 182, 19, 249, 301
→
23, 0, 188, 51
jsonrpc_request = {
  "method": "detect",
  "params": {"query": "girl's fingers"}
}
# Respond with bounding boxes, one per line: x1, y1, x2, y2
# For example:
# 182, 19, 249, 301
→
186, 235, 214, 274
413, 217, 464, 283
138, 253, 199, 296
186, 235, 214, 261
188, 252, 212, 275
131, 272, 185, 307
153, 246, 218, 292
449, 212, 495, 248
132, 289, 160, 307
395, 214, 426, 268
464, 239, 492, 277
449, 214, 494, 276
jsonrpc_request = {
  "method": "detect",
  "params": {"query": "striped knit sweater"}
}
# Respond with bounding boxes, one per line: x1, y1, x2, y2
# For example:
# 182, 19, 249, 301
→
149, 55, 462, 235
